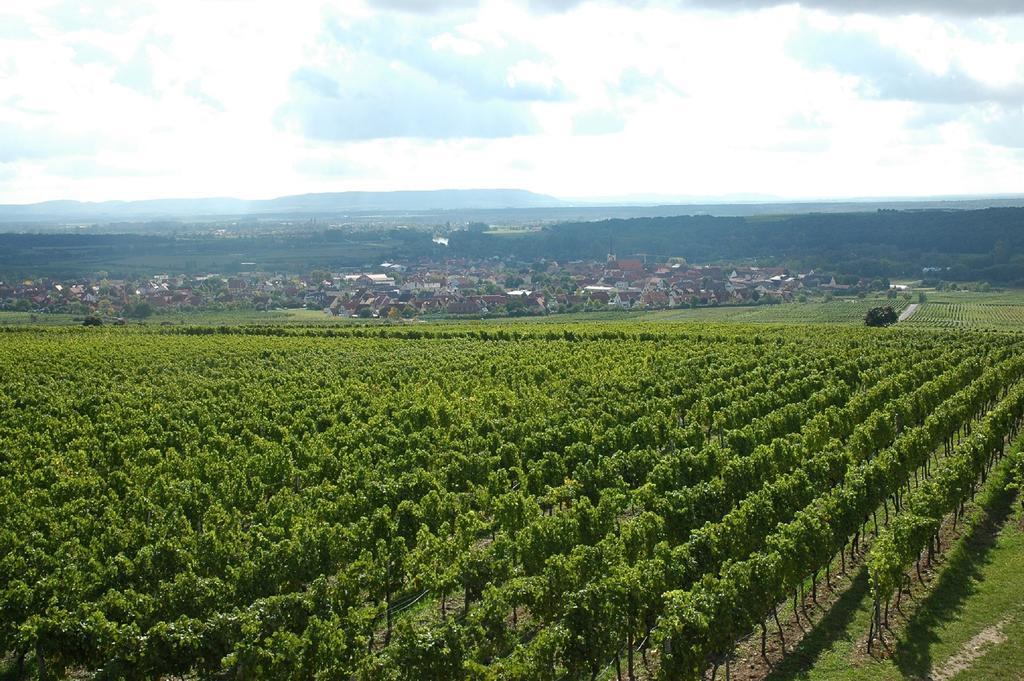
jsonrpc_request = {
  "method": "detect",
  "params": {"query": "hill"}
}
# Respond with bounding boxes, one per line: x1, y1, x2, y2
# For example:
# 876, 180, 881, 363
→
0, 189, 565, 222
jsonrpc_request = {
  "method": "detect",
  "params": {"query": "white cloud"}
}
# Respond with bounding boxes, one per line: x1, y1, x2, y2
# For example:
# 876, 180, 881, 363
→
278, 60, 539, 140
789, 21, 1024, 105
0, 0, 1022, 202
368, 0, 1024, 16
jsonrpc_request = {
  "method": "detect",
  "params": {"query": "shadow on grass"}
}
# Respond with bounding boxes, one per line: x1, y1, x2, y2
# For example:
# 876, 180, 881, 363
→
764, 567, 870, 681
891, 479, 1016, 679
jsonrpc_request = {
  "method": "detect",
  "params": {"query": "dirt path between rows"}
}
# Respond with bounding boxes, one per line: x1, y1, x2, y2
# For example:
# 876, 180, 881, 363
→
899, 303, 920, 322
929, 617, 1011, 681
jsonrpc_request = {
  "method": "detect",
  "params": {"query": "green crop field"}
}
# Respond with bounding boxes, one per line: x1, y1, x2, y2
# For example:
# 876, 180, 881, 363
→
640, 297, 911, 325
902, 301, 1024, 331
891, 290, 1024, 331
3, 323, 1024, 680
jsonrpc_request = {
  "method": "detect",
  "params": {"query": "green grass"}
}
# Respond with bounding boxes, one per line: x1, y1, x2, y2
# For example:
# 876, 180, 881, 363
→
640, 297, 910, 325
0, 311, 79, 326
770, 456, 1024, 681
144, 308, 354, 325
0, 309, 365, 327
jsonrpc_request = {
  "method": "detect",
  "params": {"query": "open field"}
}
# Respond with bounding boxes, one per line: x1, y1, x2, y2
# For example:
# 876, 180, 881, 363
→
3, 323, 1024, 680
0, 312, 79, 326
0, 296, 907, 328
639, 297, 912, 325
0, 309, 359, 327
8, 290, 1024, 331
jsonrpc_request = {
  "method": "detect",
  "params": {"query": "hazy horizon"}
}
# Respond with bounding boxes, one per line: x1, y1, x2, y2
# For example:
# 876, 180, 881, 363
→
5, 187, 1024, 210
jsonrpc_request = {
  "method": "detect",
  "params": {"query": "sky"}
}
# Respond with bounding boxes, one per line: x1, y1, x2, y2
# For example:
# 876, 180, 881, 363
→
1, 0, 1023, 203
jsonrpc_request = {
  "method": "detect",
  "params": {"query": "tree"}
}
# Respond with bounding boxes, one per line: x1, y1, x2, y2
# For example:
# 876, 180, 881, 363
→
131, 302, 154, 319
309, 269, 332, 286
993, 239, 1009, 264
864, 306, 898, 327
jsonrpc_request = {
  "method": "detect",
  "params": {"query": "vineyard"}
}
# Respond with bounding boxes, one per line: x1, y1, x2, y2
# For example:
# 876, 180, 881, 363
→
900, 301, 1024, 331
2, 324, 1024, 680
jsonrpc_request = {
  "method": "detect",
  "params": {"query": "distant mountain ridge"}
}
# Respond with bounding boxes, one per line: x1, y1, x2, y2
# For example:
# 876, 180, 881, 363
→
3, 189, 1024, 225
0, 189, 565, 221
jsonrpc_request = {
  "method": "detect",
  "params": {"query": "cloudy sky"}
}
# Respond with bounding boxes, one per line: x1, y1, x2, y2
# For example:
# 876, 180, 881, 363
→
1, 0, 1023, 203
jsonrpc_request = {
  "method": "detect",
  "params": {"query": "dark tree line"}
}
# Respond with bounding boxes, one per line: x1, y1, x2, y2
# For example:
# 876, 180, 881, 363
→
449, 208, 1024, 283
2, 207, 1023, 283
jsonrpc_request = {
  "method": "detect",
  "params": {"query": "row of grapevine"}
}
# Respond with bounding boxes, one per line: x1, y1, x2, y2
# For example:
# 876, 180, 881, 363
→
373, 344, 996, 677
1011, 442, 1024, 516
903, 301, 1024, 330
476, 347, 994, 679
653, 352, 1024, 679
0, 325, 1021, 680
866, 379, 1024, 642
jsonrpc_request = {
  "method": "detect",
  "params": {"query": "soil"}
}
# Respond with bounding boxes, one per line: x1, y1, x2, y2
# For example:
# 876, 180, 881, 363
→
929, 618, 1009, 681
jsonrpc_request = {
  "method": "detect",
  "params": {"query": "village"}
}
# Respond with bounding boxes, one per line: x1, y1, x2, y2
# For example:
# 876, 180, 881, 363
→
0, 253, 884, 321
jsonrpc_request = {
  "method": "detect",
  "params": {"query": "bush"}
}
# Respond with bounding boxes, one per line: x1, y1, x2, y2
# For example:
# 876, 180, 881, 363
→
864, 306, 898, 327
